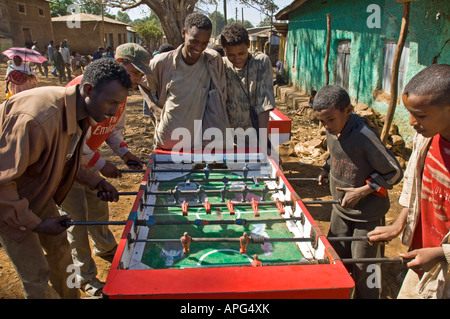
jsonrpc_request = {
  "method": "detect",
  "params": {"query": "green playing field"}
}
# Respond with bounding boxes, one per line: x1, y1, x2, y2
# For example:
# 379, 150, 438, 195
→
141, 171, 304, 269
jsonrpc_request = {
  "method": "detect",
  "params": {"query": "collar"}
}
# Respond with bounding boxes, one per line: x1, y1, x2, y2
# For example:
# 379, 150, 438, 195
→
64, 84, 97, 135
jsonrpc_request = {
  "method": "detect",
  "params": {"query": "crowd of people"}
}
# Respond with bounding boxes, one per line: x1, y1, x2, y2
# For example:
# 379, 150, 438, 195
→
0, 12, 449, 300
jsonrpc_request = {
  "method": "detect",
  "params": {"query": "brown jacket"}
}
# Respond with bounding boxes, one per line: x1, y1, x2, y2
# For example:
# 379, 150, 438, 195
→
0, 85, 103, 242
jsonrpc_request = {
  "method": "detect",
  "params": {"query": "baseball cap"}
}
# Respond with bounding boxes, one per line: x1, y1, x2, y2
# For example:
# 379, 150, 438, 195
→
115, 43, 151, 74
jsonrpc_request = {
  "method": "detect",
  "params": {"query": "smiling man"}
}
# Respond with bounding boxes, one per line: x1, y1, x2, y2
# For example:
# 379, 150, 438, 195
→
220, 23, 276, 148
0, 58, 131, 299
143, 13, 229, 150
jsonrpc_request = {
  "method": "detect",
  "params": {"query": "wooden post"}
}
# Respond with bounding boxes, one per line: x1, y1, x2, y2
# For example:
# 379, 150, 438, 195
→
324, 13, 331, 85
380, 2, 410, 144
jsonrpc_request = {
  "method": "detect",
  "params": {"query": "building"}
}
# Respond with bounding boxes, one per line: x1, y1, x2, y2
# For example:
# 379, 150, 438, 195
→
275, 0, 449, 139
0, 0, 54, 54
52, 13, 129, 55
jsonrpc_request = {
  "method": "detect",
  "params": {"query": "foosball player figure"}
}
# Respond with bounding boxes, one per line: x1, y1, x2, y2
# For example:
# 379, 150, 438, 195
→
180, 232, 192, 254
240, 232, 251, 254
251, 254, 262, 267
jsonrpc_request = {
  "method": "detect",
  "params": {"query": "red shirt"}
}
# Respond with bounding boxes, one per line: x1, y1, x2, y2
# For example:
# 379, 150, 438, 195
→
411, 134, 450, 250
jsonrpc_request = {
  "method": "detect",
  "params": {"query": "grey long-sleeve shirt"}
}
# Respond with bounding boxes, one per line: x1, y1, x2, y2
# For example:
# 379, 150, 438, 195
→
323, 113, 403, 222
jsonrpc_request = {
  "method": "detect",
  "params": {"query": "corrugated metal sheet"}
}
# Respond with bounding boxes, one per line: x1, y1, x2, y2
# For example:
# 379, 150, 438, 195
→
382, 41, 410, 94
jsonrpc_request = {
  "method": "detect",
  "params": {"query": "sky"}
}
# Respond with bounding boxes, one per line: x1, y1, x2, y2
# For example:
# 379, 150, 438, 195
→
110, 0, 290, 27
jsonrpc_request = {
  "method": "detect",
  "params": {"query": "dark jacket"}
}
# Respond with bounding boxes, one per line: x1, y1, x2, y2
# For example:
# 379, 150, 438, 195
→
323, 113, 403, 222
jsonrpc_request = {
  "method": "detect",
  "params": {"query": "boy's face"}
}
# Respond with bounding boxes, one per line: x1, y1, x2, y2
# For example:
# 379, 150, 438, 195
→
223, 43, 249, 69
314, 105, 352, 136
181, 26, 211, 65
402, 93, 450, 139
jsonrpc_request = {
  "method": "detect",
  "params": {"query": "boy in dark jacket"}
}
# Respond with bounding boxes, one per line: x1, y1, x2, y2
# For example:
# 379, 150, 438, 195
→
313, 85, 403, 299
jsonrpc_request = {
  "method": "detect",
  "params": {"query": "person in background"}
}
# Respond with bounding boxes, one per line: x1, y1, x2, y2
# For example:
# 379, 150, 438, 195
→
52, 44, 65, 84
103, 45, 114, 58
60, 41, 71, 81
93, 47, 104, 61
70, 51, 84, 77
48, 40, 57, 77
5, 55, 37, 98
31, 41, 46, 76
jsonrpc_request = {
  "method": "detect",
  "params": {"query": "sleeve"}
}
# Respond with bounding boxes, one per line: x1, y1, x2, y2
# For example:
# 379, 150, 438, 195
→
105, 110, 129, 158
363, 127, 404, 191
255, 55, 276, 115
140, 59, 163, 121
0, 112, 43, 242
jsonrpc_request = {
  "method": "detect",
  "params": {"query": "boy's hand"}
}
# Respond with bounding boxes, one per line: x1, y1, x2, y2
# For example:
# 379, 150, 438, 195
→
400, 247, 445, 272
318, 170, 329, 185
368, 224, 402, 244
336, 184, 374, 209
33, 215, 71, 236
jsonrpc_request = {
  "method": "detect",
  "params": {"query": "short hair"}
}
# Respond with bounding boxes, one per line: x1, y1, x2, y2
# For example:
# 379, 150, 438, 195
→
184, 12, 212, 31
158, 43, 175, 53
312, 85, 351, 112
81, 58, 132, 91
403, 63, 450, 107
220, 23, 250, 47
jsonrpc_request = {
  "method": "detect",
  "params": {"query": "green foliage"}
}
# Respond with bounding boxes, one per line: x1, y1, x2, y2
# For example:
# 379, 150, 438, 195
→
133, 19, 164, 46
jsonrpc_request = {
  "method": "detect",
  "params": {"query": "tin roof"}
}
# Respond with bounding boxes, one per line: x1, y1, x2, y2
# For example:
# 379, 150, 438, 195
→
51, 13, 129, 26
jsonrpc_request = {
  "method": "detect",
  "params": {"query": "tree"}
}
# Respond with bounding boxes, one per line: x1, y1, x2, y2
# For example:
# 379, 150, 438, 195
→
116, 11, 132, 23
50, 0, 115, 19
108, 0, 277, 47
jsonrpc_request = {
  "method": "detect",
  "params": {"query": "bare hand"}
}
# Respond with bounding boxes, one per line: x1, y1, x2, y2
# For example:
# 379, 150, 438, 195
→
400, 247, 445, 272
96, 179, 119, 202
336, 184, 373, 209
100, 161, 122, 178
33, 215, 72, 236
318, 170, 328, 186
122, 152, 143, 169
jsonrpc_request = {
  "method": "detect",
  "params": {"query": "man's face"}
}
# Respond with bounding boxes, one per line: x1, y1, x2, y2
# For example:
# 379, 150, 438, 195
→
84, 80, 129, 123
122, 62, 143, 90
402, 93, 450, 138
314, 105, 352, 136
181, 26, 211, 65
223, 43, 249, 69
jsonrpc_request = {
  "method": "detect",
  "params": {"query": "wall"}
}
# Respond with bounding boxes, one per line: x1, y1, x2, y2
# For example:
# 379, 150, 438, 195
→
52, 21, 128, 55
0, 0, 54, 49
285, 0, 450, 140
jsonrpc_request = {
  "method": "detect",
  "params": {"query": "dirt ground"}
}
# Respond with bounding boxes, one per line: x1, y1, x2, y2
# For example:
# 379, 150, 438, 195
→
0, 63, 408, 299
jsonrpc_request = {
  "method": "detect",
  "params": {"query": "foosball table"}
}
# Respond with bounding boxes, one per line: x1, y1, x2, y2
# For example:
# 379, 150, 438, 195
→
97, 149, 356, 298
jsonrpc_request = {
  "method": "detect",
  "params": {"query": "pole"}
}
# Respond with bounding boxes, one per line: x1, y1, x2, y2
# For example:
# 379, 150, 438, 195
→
223, 0, 227, 24
380, 2, 410, 144
324, 13, 331, 85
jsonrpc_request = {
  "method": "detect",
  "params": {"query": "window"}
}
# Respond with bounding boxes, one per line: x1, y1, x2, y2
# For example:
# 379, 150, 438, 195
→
336, 40, 351, 91
382, 41, 410, 94
17, 3, 25, 14
38, 7, 44, 17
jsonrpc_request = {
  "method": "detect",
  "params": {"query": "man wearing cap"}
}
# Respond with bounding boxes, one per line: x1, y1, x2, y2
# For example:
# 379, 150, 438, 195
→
60, 43, 151, 297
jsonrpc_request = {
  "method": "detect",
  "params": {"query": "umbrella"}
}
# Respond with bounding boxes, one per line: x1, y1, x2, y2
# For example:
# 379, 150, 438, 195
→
2, 47, 47, 63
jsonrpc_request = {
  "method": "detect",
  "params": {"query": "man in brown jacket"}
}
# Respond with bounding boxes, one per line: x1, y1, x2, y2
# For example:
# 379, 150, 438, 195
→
0, 58, 132, 298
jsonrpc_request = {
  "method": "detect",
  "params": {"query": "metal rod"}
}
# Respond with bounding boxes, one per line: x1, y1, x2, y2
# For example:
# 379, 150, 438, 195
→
130, 235, 368, 244
340, 257, 405, 264
141, 199, 340, 208
146, 176, 279, 184
62, 217, 304, 227
288, 177, 319, 182
151, 168, 267, 173
119, 169, 146, 173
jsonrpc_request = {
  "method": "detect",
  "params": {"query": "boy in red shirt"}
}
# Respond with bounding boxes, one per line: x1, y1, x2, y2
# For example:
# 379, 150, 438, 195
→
369, 64, 450, 298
